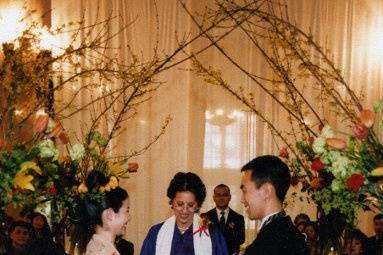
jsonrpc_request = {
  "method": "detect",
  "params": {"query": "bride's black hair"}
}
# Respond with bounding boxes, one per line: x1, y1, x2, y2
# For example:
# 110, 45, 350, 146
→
72, 170, 128, 253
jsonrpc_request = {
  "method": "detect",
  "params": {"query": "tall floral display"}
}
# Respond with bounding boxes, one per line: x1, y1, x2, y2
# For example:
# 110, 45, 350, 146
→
184, 0, 383, 253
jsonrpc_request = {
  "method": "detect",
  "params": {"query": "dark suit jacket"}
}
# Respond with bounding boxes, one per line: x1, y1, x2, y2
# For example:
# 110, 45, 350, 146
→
116, 238, 134, 255
244, 214, 308, 255
204, 208, 245, 255
366, 235, 382, 255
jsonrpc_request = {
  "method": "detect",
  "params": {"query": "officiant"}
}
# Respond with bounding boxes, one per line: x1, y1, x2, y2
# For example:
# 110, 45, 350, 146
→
140, 172, 229, 255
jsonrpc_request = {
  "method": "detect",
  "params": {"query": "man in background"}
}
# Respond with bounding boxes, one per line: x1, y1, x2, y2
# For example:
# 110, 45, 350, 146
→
367, 214, 383, 255
203, 184, 245, 255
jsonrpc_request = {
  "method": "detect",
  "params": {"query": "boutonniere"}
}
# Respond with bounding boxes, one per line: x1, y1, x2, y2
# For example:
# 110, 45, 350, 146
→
193, 215, 211, 237
228, 222, 235, 229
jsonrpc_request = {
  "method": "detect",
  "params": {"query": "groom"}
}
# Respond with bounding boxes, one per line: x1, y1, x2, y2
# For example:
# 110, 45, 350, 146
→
240, 155, 308, 255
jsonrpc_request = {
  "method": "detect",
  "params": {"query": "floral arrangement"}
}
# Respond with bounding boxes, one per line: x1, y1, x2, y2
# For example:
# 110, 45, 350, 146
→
279, 105, 383, 224
0, 112, 139, 223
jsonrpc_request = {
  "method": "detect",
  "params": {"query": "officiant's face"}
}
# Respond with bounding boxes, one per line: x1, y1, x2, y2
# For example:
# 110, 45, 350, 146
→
240, 171, 264, 220
172, 191, 198, 228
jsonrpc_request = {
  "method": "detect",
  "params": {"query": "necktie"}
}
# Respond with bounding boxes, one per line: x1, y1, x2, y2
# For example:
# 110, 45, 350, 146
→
219, 211, 225, 232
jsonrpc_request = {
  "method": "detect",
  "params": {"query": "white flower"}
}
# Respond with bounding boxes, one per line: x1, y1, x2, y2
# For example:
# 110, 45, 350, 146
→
38, 139, 59, 161
69, 144, 85, 161
321, 150, 341, 165
330, 156, 350, 178
321, 125, 334, 138
313, 137, 326, 154
331, 179, 343, 192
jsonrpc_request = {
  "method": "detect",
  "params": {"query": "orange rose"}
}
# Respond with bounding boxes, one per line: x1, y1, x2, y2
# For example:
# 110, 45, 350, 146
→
360, 109, 375, 128
127, 162, 139, 173
310, 177, 322, 190
326, 138, 346, 150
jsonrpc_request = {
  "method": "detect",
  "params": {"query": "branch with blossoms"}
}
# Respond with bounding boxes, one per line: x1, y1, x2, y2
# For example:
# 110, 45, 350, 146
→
179, 0, 383, 222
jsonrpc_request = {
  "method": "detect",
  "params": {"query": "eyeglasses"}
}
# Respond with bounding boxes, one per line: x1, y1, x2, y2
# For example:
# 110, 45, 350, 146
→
172, 201, 198, 212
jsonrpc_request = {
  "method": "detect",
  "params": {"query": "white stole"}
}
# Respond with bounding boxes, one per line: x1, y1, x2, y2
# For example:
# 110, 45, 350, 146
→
155, 214, 212, 255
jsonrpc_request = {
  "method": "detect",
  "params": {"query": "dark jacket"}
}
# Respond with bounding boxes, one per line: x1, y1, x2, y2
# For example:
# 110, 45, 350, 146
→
116, 238, 134, 255
244, 213, 308, 255
204, 208, 245, 255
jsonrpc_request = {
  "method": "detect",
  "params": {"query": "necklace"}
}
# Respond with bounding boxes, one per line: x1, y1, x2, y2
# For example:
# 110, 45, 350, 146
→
177, 225, 190, 234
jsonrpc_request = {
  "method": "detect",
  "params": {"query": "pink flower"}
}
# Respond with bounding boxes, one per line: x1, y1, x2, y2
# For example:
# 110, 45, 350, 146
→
360, 109, 375, 128
346, 173, 364, 191
352, 123, 369, 140
33, 115, 49, 133
279, 147, 289, 158
326, 138, 347, 150
311, 158, 325, 172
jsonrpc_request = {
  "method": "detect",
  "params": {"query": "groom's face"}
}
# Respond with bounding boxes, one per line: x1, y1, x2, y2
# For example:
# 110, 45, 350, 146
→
240, 170, 265, 220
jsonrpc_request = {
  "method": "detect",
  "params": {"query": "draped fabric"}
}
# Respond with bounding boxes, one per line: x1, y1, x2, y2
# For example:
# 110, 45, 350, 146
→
47, 0, 383, 250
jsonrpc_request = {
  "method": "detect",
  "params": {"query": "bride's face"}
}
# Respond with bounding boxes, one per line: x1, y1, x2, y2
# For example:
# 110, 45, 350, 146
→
172, 192, 198, 229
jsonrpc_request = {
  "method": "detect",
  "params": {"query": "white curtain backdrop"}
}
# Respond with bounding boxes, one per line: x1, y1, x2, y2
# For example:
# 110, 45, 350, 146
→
48, 0, 383, 251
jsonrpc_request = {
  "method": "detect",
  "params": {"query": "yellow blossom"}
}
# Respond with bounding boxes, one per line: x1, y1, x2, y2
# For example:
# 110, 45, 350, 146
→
108, 162, 122, 176
77, 183, 88, 193
19, 161, 42, 175
14, 172, 35, 191
109, 176, 119, 189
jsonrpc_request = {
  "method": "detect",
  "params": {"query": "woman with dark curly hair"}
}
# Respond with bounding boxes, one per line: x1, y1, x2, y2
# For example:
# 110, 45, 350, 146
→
140, 172, 229, 255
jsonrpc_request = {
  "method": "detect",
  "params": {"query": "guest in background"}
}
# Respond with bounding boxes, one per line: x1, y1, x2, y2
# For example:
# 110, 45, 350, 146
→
344, 229, 368, 255
296, 222, 307, 234
203, 184, 245, 255
74, 170, 130, 255
29, 212, 66, 255
367, 214, 383, 255
116, 236, 134, 255
5, 221, 31, 255
240, 155, 308, 255
303, 221, 319, 255
140, 172, 229, 255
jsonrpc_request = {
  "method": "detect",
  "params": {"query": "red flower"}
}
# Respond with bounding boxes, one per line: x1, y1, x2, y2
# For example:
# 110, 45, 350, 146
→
279, 147, 289, 158
352, 123, 368, 140
127, 162, 139, 173
346, 173, 364, 191
47, 185, 58, 195
311, 158, 325, 172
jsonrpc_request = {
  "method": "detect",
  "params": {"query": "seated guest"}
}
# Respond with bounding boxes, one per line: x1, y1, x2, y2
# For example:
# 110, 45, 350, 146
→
28, 212, 66, 255
140, 172, 229, 255
203, 184, 245, 255
344, 229, 368, 255
368, 214, 383, 255
239, 155, 308, 255
303, 221, 319, 255
5, 221, 31, 255
116, 236, 134, 255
